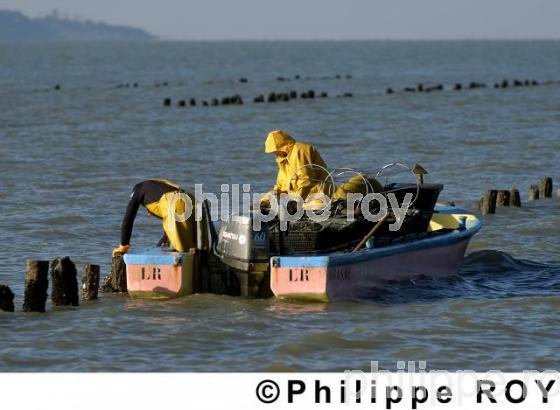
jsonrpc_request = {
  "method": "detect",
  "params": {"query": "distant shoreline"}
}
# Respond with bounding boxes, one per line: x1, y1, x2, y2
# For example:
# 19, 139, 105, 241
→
1, 8, 558, 43
0, 9, 154, 42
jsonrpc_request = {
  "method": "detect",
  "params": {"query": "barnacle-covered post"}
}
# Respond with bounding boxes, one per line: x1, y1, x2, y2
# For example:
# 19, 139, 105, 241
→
81, 264, 100, 301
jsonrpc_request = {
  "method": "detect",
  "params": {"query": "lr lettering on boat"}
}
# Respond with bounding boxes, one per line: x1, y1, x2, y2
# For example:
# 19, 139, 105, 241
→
141, 267, 162, 280
289, 269, 309, 282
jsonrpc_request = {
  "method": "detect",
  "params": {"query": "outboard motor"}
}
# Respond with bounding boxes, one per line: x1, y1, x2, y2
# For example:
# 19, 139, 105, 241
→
215, 213, 272, 297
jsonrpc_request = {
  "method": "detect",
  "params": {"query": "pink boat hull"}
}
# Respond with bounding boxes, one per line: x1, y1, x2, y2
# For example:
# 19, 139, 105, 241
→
271, 235, 472, 302
124, 249, 195, 299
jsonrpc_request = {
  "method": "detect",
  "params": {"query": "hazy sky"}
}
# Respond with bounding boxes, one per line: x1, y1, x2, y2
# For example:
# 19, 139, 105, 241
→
2, 0, 559, 40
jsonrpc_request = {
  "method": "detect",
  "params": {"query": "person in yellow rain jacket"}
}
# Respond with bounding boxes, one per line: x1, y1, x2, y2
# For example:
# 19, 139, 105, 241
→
262, 130, 332, 207
112, 179, 196, 256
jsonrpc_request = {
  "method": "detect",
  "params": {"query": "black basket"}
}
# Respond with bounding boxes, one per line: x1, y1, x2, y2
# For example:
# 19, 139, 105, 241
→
269, 217, 372, 254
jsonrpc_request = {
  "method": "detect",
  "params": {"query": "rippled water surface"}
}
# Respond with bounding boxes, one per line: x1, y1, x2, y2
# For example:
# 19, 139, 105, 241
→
0, 41, 559, 371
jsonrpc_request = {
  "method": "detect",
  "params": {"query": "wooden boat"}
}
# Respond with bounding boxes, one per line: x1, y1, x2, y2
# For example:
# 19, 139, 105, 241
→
270, 206, 482, 301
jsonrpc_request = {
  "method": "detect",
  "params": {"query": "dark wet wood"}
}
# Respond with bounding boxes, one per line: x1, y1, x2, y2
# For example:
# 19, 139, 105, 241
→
81, 264, 100, 301
23, 260, 49, 312
509, 189, 521, 207
496, 190, 510, 207
51, 257, 79, 307
539, 177, 553, 198
0, 285, 15, 312
111, 255, 128, 293
480, 190, 497, 215
528, 185, 539, 200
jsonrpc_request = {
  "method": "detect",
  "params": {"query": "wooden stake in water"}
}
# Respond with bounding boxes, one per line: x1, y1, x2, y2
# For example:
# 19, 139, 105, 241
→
23, 260, 49, 312
496, 190, 510, 207
509, 189, 521, 207
539, 177, 553, 198
479, 190, 497, 215
0, 285, 15, 312
51, 257, 79, 307
81, 264, 100, 301
528, 185, 539, 200
111, 255, 128, 293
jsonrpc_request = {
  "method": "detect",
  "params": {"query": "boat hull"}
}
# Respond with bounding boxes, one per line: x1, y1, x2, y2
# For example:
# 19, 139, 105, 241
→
271, 237, 470, 302
124, 248, 195, 299
271, 209, 482, 302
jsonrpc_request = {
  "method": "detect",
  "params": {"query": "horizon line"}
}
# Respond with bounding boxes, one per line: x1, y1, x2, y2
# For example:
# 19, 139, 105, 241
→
154, 37, 560, 42
4, 37, 557, 43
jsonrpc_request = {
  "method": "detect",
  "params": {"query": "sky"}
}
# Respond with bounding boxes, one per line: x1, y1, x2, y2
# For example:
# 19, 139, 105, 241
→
1, 0, 559, 40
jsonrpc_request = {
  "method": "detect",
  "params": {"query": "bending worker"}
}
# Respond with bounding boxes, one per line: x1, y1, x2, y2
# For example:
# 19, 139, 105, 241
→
112, 179, 196, 256
262, 130, 332, 207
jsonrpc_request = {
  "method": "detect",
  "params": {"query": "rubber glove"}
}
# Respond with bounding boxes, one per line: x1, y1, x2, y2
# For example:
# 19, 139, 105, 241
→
112, 244, 130, 257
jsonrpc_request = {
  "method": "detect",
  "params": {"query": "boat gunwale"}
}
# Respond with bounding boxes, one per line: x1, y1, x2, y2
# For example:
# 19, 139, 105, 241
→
271, 208, 482, 268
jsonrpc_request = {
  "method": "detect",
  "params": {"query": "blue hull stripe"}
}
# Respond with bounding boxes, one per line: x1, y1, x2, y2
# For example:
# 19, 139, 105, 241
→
123, 247, 185, 265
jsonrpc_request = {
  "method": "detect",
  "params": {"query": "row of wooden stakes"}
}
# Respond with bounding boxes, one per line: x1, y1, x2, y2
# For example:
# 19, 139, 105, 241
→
138, 74, 353, 88
53, 73, 354, 92
479, 177, 554, 215
163, 89, 353, 108
0, 255, 128, 313
386, 78, 550, 95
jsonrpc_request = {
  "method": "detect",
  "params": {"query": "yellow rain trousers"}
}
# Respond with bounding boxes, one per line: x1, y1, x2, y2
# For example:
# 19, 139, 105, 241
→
264, 130, 332, 204
146, 191, 196, 252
